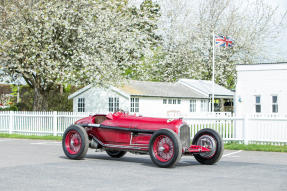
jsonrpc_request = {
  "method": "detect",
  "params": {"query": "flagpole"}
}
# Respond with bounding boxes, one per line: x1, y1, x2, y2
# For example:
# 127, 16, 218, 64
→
212, 31, 215, 112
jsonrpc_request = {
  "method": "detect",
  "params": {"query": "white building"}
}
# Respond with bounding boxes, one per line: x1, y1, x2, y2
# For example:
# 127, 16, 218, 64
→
235, 62, 287, 115
68, 79, 234, 117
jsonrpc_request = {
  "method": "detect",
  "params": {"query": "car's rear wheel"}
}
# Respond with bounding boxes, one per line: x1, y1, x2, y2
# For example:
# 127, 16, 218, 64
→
62, 125, 89, 160
192, 128, 223, 165
106, 150, 127, 158
149, 129, 182, 168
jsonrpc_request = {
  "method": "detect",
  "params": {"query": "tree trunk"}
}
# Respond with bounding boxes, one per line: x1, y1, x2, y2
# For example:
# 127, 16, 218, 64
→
60, 84, 63, 95
32, 86, 49, 111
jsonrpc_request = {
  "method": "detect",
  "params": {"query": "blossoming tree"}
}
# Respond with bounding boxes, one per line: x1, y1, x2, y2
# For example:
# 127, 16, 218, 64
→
0, 0, 160, 110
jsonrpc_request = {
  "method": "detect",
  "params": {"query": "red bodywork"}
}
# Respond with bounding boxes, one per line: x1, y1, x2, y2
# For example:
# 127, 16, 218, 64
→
75, 112, 210, 154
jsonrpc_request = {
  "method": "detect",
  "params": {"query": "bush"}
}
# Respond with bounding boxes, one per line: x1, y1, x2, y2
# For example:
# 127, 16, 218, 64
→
0, 105, 18, 111
15, 85, 78, 111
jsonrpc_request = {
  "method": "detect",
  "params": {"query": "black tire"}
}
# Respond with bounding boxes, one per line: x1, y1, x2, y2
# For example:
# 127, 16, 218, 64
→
106, 150, 127, 158
149, 129, 182, 168
62, 125, 89, 160
192, 128, 223, 165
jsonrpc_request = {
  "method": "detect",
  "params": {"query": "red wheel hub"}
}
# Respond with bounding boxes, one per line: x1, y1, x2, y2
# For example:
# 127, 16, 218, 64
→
162, 144, 170, 153
65, 130, 82, 154
153, 135, 174, 162
73, 138, 79, 146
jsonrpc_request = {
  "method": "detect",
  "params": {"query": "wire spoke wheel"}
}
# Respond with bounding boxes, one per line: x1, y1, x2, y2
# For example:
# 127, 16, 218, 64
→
62, 125, 89, 160
65, 130, 82, 154
153, 135, 174, 162
149, 129, 182, 168
192, 128, 223, 165
196, 134, 217, 159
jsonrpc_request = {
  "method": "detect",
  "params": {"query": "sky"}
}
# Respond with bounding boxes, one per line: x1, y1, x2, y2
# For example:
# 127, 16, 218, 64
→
277, 0, 287, 9
266, 0, 287, 62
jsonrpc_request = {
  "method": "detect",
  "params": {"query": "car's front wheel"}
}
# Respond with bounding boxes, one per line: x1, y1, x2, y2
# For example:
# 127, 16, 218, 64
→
62, 125, 89, 160
149, 129, 182, 168
192, 128, 223, 165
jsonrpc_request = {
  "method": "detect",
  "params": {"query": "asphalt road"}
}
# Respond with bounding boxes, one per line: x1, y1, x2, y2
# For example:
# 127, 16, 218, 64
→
0, 138, 287, 191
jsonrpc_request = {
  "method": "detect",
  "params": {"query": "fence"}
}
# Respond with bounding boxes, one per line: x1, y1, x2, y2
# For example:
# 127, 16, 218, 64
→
0, 111, 287, 145
0, 111, 90, 136
185, 113, 287, 145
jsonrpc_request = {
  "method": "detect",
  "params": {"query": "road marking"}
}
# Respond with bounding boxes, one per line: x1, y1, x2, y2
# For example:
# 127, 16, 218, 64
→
30, 142, 61, 145
223, 150, 242, 158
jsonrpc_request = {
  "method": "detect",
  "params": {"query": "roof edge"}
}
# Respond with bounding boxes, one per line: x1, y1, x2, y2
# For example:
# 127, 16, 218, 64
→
68, 84, 92, 100
129, 95, 209, 99
68, 84, 131, 100
110, 86, 130, 99
178, 79, 209, 97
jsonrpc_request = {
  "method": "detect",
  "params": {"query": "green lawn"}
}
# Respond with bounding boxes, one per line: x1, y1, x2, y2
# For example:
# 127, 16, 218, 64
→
0, 133, 62, 141
1, 133, 287, 153
224, 143, 287, 152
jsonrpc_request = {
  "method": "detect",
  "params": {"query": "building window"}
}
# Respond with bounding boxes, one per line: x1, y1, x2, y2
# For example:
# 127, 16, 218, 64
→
173, 99, 177, 104
272, 96, 278, 113
168, 99, 172, 104
190, 99, 196, 112
109, 97, 119, 112
163, 99, 167, 104
201, 100, 208, 112
177, 99, 181, 104
130, 97, 139, 112
78, 98, 85, 112
255, 96, 261, 113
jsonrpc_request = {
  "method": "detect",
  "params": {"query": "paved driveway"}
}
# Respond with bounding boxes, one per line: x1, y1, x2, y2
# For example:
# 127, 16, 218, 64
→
0, 138, 286, 191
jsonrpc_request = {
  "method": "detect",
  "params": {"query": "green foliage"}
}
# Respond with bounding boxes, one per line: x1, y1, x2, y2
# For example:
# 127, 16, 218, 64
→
10, 85, 18, 97
46, 86, 76, 111
0, 133, 62, 140
0, 105, 18, 111
123, 0, 162, 80
225, 143, 287, 152
15, 86, 33, 111
15, 85, 77, 111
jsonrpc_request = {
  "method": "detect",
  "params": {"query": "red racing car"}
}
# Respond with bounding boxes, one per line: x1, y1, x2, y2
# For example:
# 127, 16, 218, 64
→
62, 112, 223, 168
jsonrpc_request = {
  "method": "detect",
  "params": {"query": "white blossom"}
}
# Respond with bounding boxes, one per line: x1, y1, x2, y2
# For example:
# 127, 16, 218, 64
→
0, 0, 159, 110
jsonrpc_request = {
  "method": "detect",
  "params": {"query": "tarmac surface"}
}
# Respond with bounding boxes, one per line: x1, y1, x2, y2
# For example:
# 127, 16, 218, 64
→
0, 138, 287, 191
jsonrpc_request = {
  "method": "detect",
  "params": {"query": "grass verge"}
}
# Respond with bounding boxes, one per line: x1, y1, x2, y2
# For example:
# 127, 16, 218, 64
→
224, 143, 287, 152
0, 133, 62, 141
1, 133, 287, 152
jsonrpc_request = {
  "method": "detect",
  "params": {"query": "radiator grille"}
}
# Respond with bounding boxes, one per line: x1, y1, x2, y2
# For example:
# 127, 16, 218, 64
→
179, 124, 190, 149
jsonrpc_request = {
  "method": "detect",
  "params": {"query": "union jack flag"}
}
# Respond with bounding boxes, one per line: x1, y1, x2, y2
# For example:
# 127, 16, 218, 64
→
215, 35, 233, 47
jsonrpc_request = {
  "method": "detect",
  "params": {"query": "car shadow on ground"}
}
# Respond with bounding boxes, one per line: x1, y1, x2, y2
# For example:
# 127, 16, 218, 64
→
85, 153, 156, 167
71, 153, 202, 168
61, 154, 286, 169
60, 153, 287, 169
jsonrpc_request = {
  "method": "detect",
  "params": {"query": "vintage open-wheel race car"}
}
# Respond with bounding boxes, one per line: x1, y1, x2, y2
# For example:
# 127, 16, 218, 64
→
62, 112, 223, 168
